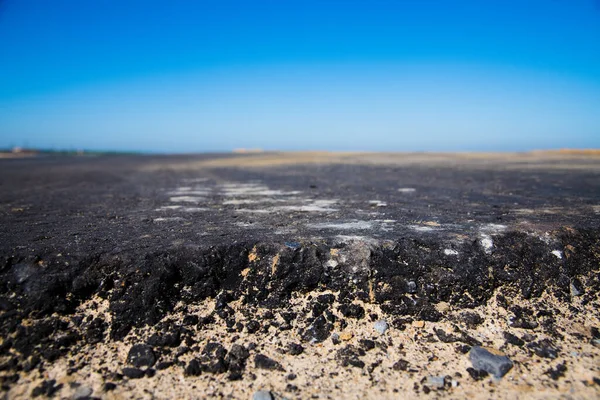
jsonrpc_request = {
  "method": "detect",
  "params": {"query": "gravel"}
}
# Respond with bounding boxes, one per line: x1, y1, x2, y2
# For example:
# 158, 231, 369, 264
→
469, 347, 513, 379
373, 320, 389, 334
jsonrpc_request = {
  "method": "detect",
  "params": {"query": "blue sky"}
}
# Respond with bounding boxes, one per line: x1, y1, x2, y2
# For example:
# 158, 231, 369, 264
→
0, 0, 599, 152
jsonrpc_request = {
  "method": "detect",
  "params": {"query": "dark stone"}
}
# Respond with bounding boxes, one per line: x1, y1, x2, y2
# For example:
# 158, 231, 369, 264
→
288, 343, 304, 355
469, 347, 513, 378
466, 367, 488, 381
147, 332, 181, 348
184, 360, 202, 376
254, 354, 284, 371
203, 342, 227, 359
392, 359, 410, 371
359, 339, 376, 351
510, 318, 539, 330
336, 345, 365, 368
84, 318, 106, 344
286, 384, 299, 392
545, 362, 567, 380
460, 312, 483, 327
31, 379, 63, 397
338, 304, 365, 319
103, 382, 116, 391
407, 281, 417, 294
527, 339, 559, 359
126, 344, 156, 368
122, 368, 145, 379
301, 315, 333, 343
182, 315, 199, 326
226, 344, 250, 377
246, 320, 261, 334
503, 332, 525, 347
317, 294, 335, 304
156, 361, 174, 370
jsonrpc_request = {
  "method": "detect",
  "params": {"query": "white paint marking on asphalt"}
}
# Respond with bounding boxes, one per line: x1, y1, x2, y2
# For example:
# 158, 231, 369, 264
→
409, 225, 435, 232
169, 196, 205, 203
234, 209, 270, 214
397, 188, 416, 193
307, 221, 374, 230
369, 200, 387, 207
182, 178, 209, 183
156, 205, 183, 211
154, 217, 184, 222
481, 223, 507, 233
167, 190, 212, 196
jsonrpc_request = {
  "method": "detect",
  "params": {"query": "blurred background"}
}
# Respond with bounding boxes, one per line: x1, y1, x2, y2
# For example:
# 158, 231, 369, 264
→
0, 0, 599, 154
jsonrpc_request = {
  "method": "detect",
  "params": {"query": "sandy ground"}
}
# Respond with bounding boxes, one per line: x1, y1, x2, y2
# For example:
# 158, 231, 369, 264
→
3, 285, 599, 400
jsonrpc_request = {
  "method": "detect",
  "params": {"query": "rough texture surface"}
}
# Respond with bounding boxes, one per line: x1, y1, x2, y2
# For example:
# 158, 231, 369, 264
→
0, 152, 599, 399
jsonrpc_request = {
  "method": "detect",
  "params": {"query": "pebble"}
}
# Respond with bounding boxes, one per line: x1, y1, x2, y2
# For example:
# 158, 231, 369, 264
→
254, 354, 284, 371
570, 280, 584, 297
253, 390, 273, 400
122, 367, 146, 379
426, 376, 445, 389
469, 346, 513, 379
413, 320, 425, 329
407, 281, 417, 293
373, 320, 388, 334
73, 386, 93, 399
339, 332, 354, 341
126, 344, 156, 368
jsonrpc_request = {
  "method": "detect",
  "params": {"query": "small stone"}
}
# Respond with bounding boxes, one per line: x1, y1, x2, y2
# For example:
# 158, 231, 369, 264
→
122, 367, 145, 379
460, 312, 484, 328
156, 361, 174, 370
338, 304, 365, 319
336, 345, 365, 368
126, 344, 156, 368
288, 343, 304, 356
359, 339, 376, 351
73, 386, 92, 399
253, 390, 273, 400
317, 294, 335, 304
254, 354, 284, 371
374, 320, 389, 334
413, 321, 425, 329
103, 382, 116, 392
407, 281, 417, 293
301, 315, 333, 343
503, 332, 525, 347
469, 347, 513, 379
246, 320, 261, 334
184, 360, 202, 376
435, 302, 450, 313
331, 333, 341, 345
427, 376, 445, 389
466, 367, 488, 381
339, 332, 354, 341
527, 339, 559, 359
392, 359, 409, 371
570, 279, 584, 297
545, 362, 567, 380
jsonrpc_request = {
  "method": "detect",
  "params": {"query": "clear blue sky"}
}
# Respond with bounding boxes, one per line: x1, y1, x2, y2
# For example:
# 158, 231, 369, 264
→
1, 0, 599, 152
